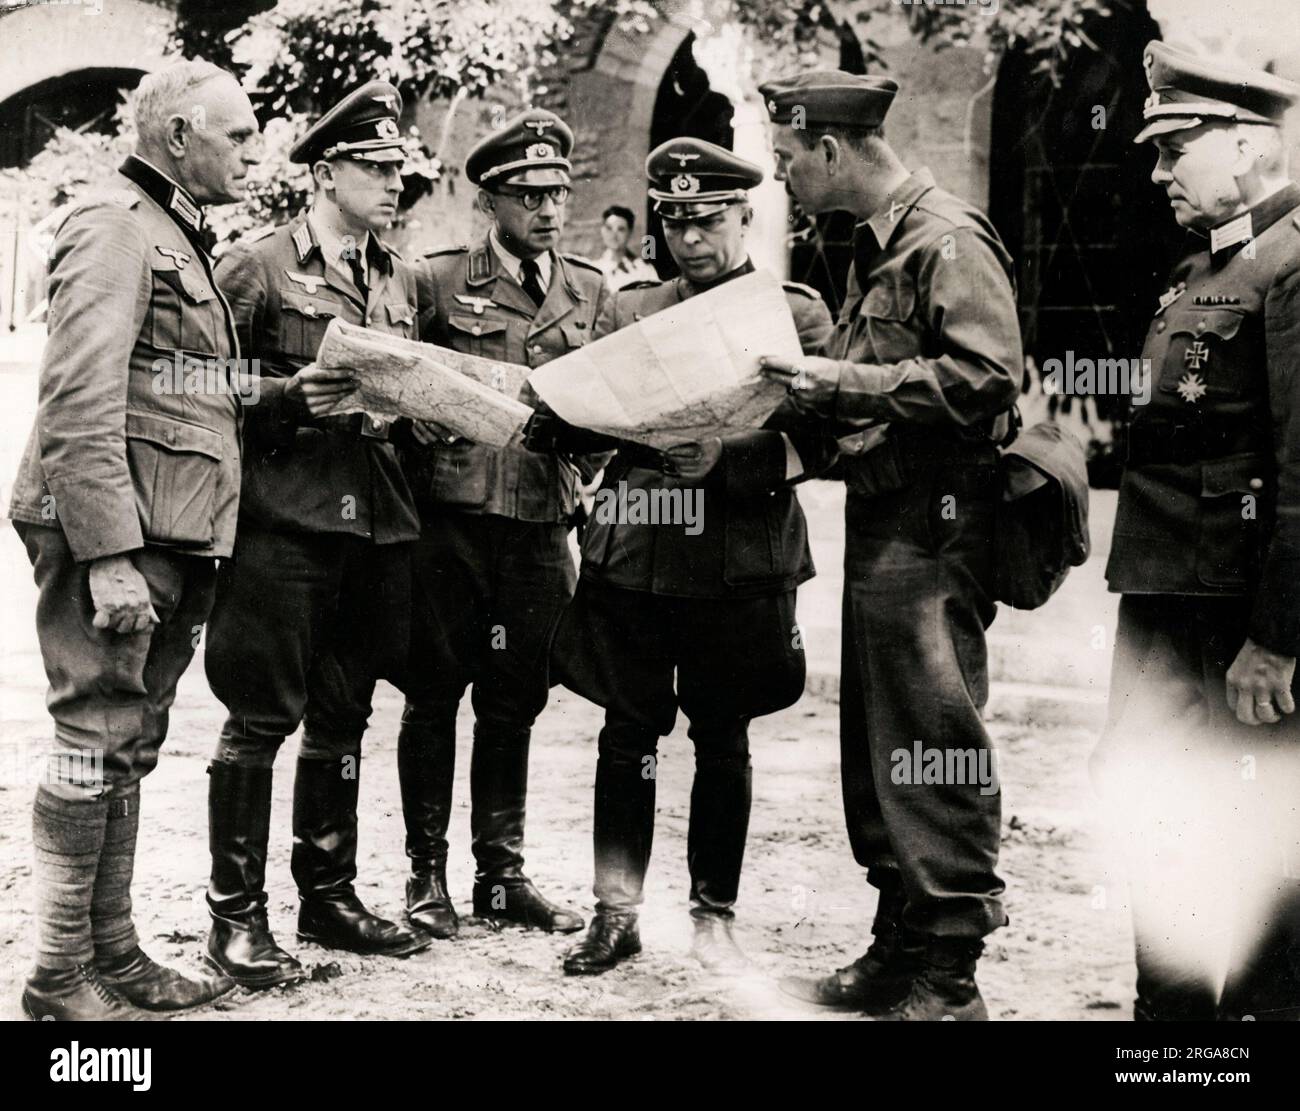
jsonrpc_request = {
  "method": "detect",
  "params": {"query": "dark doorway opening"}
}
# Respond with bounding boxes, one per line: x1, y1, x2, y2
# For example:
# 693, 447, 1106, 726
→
989, 0, 1182, 485
0, 68, 142, 170
645, 32, 735, 279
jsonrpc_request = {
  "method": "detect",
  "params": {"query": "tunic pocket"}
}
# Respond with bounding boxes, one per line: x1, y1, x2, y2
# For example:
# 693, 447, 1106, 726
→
861, 280, 919, 364
279, 289, 344, 360
448, 313, 510, 360
149, 265, 222, 355
1159, 307, 1248, 400
1196, 452, 1269, 588
125, 411, 224, 547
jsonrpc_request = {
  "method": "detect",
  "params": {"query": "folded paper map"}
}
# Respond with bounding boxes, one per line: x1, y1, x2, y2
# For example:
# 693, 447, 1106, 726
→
315, 319, 532, 448
526, 269, 802, 449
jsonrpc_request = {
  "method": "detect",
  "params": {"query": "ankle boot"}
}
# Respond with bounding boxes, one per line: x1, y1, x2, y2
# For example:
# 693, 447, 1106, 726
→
97, 946, 234, 1011
562, 911, 641, 976
397, 715, 458, 938
779, 878, 924, 1012
206, 762, 307, 989
881, 937, 988, 1021
291, 756, 431, 957
470, 725, 582, 933
23, 963, 147, 1022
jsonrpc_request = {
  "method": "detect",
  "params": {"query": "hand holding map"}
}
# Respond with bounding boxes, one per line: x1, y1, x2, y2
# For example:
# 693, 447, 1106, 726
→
525, 269, 803, 449
315, 318, 532, 448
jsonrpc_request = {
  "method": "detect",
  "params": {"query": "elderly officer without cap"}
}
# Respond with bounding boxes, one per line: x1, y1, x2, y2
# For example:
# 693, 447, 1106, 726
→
1093, 42, 1300, 1022
758, 71, 1024, 1021
6, 59, 260, 1020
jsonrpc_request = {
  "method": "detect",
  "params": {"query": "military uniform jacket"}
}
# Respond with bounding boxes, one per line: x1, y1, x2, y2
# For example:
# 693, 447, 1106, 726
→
580, 265, 837, 599
215, 214, 419, 544
1106, 183, 1300, 657
408, 237, 607, 522
827, 168, 1022, 465
7, 162, 242, 561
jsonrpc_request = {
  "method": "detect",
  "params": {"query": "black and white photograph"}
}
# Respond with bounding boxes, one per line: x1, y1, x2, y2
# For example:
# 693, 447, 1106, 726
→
0, 0, 1297, 1085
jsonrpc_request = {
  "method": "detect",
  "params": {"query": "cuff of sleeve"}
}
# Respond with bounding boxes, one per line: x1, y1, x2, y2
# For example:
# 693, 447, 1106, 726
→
46, 469, 144, 563
1248, 552, 1300, 657
833, 362, 890, 422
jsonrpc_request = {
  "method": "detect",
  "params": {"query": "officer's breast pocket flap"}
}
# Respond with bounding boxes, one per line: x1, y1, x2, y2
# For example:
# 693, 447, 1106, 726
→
1197, 453, 1268, 587
560, 322, 588, 350
1162, 308, 1247, 398
150, 264, 221, 355
124, 411, 224, 547
279, 288, 344, 360
862, 282, 917, 363
447, 313, 508, 353
385, 302, 416, 330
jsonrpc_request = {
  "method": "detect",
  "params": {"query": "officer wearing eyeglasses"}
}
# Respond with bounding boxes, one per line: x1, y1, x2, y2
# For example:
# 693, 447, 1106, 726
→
397, 109, 607, 939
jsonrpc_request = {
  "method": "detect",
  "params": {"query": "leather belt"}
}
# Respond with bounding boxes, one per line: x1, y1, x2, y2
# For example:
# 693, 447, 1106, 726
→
316, 413, 391, 441
1126, 419, 1265, 467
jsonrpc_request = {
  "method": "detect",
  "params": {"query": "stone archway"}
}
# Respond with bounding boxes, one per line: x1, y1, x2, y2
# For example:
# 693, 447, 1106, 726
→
0, 0, 171, 110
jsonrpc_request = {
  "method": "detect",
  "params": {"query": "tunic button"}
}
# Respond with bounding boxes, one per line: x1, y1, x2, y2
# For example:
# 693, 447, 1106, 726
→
1250, 478, 1264, 491
472, 325, 482, 336
1155, 321, 1167, 334
1197, 319, 1207, 332
531, 345, 542, 355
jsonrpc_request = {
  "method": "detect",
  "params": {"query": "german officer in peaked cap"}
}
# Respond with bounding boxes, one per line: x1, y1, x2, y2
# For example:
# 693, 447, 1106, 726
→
525, 137, 836, 976
202, 80, 430, 989
1094, 42, 1300, 1022
395, 108, 606, 939
758, 69, 1024, 1020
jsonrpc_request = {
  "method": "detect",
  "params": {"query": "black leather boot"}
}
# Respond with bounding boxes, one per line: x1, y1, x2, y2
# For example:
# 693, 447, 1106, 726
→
591, 743, 656, 912
686, 745, 751, 915
397, 715, 458, 939
881, 937, 988, 1021
97, 946, 234, 1011
23, 963, 147, 1021
291, 757, 431, 957
779, 879, 924, 1012
470, 726, 583, 933
206, 762, 308, 989
562, 911, 641, 976
1218, 879, 1300, 1022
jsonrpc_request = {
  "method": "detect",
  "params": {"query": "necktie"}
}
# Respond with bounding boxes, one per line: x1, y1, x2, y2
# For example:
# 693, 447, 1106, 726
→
519, 257, 546, 307
347, 251, 369, 302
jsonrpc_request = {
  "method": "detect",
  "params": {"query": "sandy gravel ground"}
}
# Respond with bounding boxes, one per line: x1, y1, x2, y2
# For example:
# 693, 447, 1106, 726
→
0, 665, 1136, 1021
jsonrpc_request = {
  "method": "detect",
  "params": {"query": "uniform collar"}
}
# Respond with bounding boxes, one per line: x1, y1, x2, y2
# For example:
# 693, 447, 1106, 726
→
488, 227, 553, 290
1205, 181, 1300, 262
677, 257, 755, 298
291, 211, 394, 275
118, 154, 212, 253
862, 167, 936, 254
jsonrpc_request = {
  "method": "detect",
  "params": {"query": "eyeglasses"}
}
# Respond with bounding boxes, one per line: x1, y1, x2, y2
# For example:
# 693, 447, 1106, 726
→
496, 186, 571, 210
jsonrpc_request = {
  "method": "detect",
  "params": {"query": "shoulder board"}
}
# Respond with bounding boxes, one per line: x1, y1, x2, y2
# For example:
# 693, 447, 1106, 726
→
562, 252, 603, 275
781, 280, 823, 301
106, 189, 140, 210
619, 279, 662, 292
424, 244, 469, 259
242, 224, 277, 244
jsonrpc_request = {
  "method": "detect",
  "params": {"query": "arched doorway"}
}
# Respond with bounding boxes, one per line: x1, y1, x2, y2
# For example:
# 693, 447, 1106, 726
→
644, 31, 735, 279
989, 1, 1180, 484
0, 68, 143, 169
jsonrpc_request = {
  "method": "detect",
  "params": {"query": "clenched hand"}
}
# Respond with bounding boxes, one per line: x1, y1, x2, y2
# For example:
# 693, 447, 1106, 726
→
285, 363, 359, 417
88, 553, 158, 635
1226, 638, 1297, 726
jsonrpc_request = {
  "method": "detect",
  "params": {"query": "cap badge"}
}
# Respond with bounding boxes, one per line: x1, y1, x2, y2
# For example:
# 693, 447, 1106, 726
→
767, 99, 778, 115
671, 174, 700, 195
1176, 371, 1207, 404
376, 119, 400, 140
526, 142, 554, 160
524, 119, 551, 136
668, 152, 701, 167
373, 93, 398, 111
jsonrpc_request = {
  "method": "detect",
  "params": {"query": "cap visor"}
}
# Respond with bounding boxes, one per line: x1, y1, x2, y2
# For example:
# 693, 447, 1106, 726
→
498, 166, 570, 188
351, 147, 407, 164
655, 199, 734, 221
1134, 116, 1203, 144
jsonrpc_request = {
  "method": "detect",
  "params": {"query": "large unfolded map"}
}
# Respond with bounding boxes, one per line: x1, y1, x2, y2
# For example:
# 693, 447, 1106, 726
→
315, 319, 531, 448
526, 269, 802, 449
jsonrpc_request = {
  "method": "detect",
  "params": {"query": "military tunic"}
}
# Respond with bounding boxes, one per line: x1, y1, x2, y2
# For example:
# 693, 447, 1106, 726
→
6, 156, 242, 794
203, 214, 421, 763
1097, 184, 1300, 1020
551, 263, 836, 914
827, 168, 1022, 941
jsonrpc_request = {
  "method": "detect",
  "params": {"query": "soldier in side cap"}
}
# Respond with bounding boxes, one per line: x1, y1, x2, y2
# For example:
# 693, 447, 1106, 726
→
5, 59, 258, 1020
1090, 42, 1300, 1022
522, 138, 836, 975
395, 109, 606, 938
758, 70, 1024, 1020
202, 80, 431, 988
